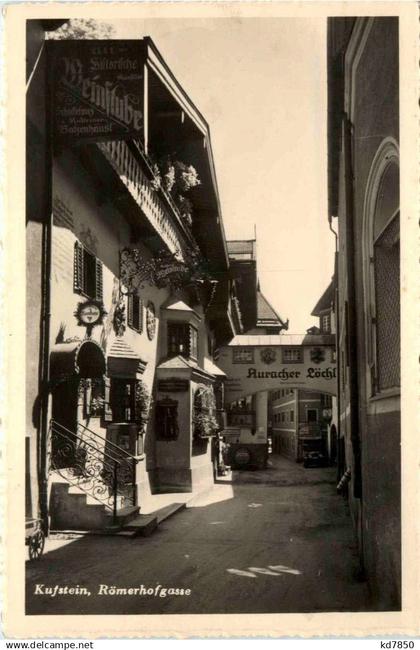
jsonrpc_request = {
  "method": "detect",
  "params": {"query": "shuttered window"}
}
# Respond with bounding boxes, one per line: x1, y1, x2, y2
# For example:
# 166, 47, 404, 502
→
95, 259, 103, 302
74, 241, 103, 301
74, 241, 84, 293
127, 293, 143, 333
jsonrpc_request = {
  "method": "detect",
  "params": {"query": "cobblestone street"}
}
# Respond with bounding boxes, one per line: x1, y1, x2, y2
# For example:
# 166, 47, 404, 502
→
26, 455, 372, 615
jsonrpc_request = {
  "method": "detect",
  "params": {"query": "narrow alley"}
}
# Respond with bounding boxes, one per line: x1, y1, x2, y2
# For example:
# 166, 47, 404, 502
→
26, 455, 372, 615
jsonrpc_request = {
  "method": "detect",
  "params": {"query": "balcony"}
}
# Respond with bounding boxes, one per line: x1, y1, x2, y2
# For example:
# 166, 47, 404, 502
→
97, 140, 195, 258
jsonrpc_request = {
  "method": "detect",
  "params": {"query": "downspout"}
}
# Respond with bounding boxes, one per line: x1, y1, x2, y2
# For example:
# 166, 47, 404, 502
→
37, 41, 54, 534
343, 113, 366, 581
328, 217, 341, 482
343, 113, 362, 502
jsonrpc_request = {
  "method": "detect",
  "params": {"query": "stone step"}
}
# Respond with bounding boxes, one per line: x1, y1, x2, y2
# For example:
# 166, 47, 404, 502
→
104, 505, 140, 526
120, 514, 158, 537
49, 478, 139, 531
117, 502, 186, 538
155, 502, 186, 524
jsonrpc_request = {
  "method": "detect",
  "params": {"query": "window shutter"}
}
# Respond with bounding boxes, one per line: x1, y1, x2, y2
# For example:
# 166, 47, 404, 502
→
127, 294, 134, 328
103, 377, 113, 422
74, 242, 84, 294
137, 297, 143, 333
95, 259, 103, 301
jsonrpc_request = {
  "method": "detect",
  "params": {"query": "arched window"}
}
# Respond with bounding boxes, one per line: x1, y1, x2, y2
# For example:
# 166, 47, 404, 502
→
363, 138, 400, 396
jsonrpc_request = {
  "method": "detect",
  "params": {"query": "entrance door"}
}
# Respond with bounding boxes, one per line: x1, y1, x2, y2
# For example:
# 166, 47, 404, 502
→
307, 409, 318, 423
51, 379, 78, 469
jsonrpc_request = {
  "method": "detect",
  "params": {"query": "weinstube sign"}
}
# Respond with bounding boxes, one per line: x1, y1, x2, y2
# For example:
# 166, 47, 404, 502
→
50, 40, 145, 145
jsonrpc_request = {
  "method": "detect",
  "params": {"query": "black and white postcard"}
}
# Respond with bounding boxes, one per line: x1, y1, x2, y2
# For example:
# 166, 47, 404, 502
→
3, 0, 419, 639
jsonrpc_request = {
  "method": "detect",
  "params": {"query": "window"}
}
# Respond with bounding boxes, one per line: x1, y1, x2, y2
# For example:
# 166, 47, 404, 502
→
110, 379, 136, 423
190, 326, 198, 360
363, 140, 400, 395
232, 348, 254, 364
128, 293, 143, 333
321, 313, 331, 333
282, 348, 302, 363
74, 241, 103, 300
290, 410, 294, 422
167, 323, 198, 360
281, 412, 285, 423
168, 323, 189, 357
156, 398, 179, 441
373, 214, 400, 390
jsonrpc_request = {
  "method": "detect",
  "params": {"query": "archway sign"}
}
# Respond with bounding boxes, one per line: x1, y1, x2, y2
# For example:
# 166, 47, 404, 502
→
217, 333, 337, 402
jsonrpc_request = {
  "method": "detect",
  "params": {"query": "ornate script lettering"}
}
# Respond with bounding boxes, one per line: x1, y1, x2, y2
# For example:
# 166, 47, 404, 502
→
60, 57, 143, 131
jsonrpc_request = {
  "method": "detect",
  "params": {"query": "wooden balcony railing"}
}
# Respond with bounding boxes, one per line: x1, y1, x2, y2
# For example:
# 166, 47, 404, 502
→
97, 140, 192, 257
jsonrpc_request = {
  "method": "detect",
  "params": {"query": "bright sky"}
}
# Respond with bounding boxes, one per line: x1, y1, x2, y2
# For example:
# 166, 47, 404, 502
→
113, 17, 335, 333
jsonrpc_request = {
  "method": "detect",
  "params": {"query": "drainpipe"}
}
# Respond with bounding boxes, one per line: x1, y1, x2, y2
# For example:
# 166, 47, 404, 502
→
37, 42, 54, 534
343, 113, 362, 501
343, 113, 366, 581
328, 216, 341, 482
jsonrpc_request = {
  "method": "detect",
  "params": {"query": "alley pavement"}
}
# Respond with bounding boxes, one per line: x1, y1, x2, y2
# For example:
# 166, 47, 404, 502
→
26, 455, 372, 614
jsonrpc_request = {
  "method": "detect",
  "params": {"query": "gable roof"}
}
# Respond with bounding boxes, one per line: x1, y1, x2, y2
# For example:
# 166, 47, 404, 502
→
311, 281, 335, 316
257, 291, 287, 328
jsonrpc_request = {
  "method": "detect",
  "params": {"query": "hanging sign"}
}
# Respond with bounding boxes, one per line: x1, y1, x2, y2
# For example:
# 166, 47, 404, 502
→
158, 379, 189, 393
50, 40, 145, 145
74, 299, 107, 336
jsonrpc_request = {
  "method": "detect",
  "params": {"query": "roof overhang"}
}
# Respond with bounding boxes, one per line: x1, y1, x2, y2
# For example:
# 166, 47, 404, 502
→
108, 339, 147, 378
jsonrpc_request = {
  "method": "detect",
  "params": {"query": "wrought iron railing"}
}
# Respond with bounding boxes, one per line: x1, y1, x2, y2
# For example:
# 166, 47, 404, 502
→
96, 139, 193, 256
49, 420, 138, 523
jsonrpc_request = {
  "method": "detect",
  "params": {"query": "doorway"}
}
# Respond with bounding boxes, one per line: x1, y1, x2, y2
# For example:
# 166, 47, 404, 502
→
307, 409, 318, 423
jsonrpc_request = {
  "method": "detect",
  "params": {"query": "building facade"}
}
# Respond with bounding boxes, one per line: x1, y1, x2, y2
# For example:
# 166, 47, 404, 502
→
328, 17, 400, 608
270, 388, 322, 460
267, 280, 338, 464
27, 30, 243, 532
